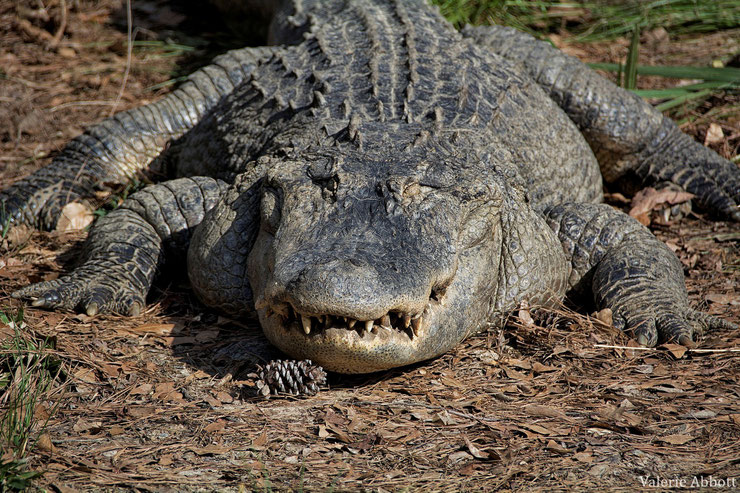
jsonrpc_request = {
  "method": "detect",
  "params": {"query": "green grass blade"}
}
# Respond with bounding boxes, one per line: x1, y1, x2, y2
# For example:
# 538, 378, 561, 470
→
632, 81, 732, 98
655, 88, 716, 112
624, 26, 640, 90
588, 63, 740, 83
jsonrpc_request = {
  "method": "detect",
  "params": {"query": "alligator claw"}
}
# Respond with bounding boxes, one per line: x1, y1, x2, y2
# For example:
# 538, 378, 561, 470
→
12, 267, 148, 317
619, 306, 736, 348
86, 302, 99, 317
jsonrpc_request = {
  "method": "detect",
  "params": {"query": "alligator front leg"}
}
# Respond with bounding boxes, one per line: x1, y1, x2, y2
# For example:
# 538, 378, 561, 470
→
12, 177, 225, 316
544, 203, 736, 346
463, 25, 740, 221
0, 46, 277, 231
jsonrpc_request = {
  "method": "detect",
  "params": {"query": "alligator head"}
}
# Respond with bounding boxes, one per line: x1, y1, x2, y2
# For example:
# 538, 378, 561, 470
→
241, 146, 522, 374
191, 146, 565, 373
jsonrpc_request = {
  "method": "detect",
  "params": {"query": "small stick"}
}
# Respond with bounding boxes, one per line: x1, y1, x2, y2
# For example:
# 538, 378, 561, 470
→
50, 0, 68, 48
594, 344, 740, 353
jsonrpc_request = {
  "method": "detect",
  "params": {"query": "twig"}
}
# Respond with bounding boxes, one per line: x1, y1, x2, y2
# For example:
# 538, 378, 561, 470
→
594, 344, 740, 353
109, 0, 133, 117
49, 0, 68, 48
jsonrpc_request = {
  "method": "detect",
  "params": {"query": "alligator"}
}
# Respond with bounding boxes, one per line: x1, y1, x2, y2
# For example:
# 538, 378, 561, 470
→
2, 0, 738, 373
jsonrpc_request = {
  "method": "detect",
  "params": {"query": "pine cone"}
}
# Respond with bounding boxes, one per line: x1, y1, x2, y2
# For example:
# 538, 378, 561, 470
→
255, 359, 327, 398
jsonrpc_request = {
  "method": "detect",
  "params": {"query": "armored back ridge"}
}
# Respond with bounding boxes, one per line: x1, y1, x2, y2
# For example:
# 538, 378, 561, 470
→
2, 0, 738, 373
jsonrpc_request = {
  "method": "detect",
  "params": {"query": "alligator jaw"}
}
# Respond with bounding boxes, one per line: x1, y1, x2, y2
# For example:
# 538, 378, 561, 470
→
266, 304, 429, 341
258, 296, 446, 374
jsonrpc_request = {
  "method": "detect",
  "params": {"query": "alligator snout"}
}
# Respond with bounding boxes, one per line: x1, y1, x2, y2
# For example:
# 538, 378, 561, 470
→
267, 255, 441, 323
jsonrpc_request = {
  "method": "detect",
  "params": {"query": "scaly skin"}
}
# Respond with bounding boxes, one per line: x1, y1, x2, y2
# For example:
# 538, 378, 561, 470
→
3, 0, 738, 373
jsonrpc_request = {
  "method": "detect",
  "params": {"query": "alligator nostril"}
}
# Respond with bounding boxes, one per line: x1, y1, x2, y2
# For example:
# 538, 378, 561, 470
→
431, 285, 447, 303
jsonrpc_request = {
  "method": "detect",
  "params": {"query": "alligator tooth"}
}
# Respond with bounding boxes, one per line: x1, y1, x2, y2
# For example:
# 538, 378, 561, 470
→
411, 316, 422, 338
325, 315, 332, 326
402, 313, 411, 328
301, 316, 312, 335
380, 314, 391, 328
364, 320, 374, 334
348, 319, 356, 329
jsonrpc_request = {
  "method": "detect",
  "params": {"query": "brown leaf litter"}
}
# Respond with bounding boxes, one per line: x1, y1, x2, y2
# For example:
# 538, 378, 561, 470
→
1, 1, 739, 491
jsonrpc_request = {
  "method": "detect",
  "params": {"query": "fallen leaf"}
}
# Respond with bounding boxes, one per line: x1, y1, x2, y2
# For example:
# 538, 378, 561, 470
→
573, 451, 593, 463
56, 202, 94, 232
546, 440, 569, 454
74, 367, 99, 384
518, 308, 534, 327
658, 434, 695, 445
522, 423, 554, 435
705, 293, 739, 306
531, 362, 558, 373
109, 425, 125, 436
36, 433, 56, 453
662, 343, 688, 359
190, 444, 231, 456
704, 123, 724, 145
524, 404, 566, 419
629, 187, 694, 226
126, 323, 177, 336
318, 424, 330, 438
253, 428, 268, 448
593, 308, 613, 327
464, 436, 491, 460
205, 420, 226, 433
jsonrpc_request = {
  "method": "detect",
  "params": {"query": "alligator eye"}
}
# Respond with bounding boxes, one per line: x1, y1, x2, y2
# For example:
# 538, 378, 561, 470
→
260, 185, 283, 235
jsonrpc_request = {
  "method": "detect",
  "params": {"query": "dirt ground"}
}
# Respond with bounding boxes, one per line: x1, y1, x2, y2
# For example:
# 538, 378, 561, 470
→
1, 1, 739, 491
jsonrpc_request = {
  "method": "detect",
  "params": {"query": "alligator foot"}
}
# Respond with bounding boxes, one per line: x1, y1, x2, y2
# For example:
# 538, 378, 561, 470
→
610, 303, 737, 347
12, 264, 149, 317
12, 204, 164, 316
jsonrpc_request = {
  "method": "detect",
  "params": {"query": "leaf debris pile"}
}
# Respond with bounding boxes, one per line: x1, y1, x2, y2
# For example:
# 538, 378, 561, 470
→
1, 1, 738, 490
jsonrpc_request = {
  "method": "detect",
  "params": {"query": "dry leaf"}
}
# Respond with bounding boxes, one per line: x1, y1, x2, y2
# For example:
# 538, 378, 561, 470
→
318, 424, 330, 438
573, 451, 593, 463
205, 420, 226, 433
704, 123, 724, 145
215, 391, 233, 404
531, 362, 557, 373
659, 434, 695, 445
705, 293, 739, 306
593, 308, 613, 327
56, 202, 94, 232
464, 436, 491, 460
74, 367, 99, 384
190, 444, 231, 456
524, 404, 566, 419
253, 428, 268, 448
127, 323, 177, 336
546, 440, 569, 454
522, 423, 553, 435
518, 308, 534, 327
36, 433, 55, 453
109, 425, 125, 436
629, 187, 694, 225
662, 343, 688, 359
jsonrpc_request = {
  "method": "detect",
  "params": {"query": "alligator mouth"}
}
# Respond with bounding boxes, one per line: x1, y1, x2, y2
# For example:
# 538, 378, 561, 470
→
265, 304, 429, 341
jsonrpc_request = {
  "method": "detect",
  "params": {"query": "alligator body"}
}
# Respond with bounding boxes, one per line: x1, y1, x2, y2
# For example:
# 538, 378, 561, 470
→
2, 0, 738, 373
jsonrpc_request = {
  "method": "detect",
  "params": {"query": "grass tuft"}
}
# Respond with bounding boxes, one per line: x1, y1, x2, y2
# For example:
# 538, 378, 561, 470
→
0, 308, 63, 491
432, 0, 740, 41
